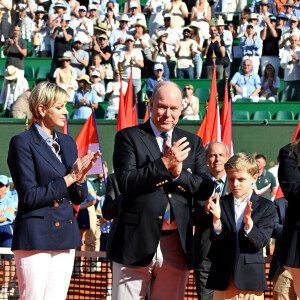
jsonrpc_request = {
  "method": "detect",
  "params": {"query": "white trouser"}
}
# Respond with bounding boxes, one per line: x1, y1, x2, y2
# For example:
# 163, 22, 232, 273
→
14, 249, 75, 300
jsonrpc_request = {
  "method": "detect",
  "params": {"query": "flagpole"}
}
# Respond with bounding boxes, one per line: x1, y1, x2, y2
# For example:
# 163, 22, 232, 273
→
135, 93, 139, 125
25, 117, 29, 131
91, 109, 107, 185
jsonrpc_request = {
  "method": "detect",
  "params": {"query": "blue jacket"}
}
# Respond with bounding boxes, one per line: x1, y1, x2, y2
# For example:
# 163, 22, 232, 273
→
7, 125, 88, 251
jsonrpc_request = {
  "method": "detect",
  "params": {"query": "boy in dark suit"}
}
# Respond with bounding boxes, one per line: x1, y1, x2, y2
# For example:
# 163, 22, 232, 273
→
206, 152, 276, 300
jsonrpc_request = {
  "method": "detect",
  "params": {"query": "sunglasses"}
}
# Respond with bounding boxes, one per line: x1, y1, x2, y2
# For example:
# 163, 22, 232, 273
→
184, 87, 191, 90
291, 20, 298, 23
155, 69, 163, 72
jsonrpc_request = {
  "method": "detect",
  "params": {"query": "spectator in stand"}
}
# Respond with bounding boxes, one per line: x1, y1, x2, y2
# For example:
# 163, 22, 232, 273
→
248, 13, 263, 34
71, 35, 89, 76
109, 14, 131, 69
0, 175, 15, 300
255, 154, 277, 200
237, 13, 249, 38
71, 5, 94, 52
293, 0, 300, 21
284, 0, 295, 21
66, 0, 79, 19
10, 88, 33, 119
279, 16, 300, 48
163, 0, 188, 29
104, 0, 119, 18
0, 66, 29, 117
118, 35, 144, 100
16, 0, 37, 40
0, 0, 12, 47
225, 0, 247, 22
72, 74, 98, 119
143, 0, 165, 36
91, 70, 105, 102
281, 35, 300, 101
89, 53, 105, 84
216, 17, 233, 77
48, 0, 71, 18
261, 15, 281, 74
92, 33, 113, 80
124, 0, 142, 13
181, 84, 200, 120
156, 13, 181, 78
189, 21, 204, 79
276, 12, 289, 33
260, 63, 280, 101
175, 27, 197, 79
152, 31, 170, 79
105, 69, 128, 119
127, 1, 146, 31
257, 0, 272, 28
31, 6, 51, 57
54, 52, 78, 101
202, 25, 226, 79
50, 14, 74, 77
230, 59, 261, 102
3, 25, 27, 76
88, 4, 99, 25
133, 20, 150, 57
146, 63, 168, 98
240, 23, 263, 74
101, 6, 119, 37
190, 0, 211, 40
49, 1, 68, 57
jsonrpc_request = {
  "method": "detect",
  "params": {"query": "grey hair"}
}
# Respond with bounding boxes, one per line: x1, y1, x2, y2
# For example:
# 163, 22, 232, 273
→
205, 141, 229, 158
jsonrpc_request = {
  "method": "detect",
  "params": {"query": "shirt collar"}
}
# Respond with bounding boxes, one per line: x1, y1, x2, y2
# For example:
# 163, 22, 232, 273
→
233, 190, 253, 205
212, 173, 227, 184
34, 122, 59, 144
149, 118, 174, 138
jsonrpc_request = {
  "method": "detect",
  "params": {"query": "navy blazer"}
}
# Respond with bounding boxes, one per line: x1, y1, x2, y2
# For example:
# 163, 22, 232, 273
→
7, 124, 88, 251
278, 143, 300, 268
108, 120, 214, 269
206, 192, 276, 291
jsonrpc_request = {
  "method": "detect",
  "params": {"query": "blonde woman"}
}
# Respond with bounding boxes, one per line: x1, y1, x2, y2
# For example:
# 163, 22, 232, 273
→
181, 84, 200, 120
260, 63, 280, 101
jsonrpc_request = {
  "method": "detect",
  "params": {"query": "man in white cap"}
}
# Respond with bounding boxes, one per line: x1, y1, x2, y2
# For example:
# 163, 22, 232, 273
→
127, 1, 146, 30
0, 65, 29, 117
71, 34, 89, 76
118, 35, 144, 99
48, 0, 71, 17
146, 63, 169, 98
279, 15, 300, 49
156, 13, 181, 78
216, 17, 233, 77
163, 0, 188, 28
71, 5, 94, 52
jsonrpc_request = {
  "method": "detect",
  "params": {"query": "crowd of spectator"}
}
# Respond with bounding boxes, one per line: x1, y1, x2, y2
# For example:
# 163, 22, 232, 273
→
0, 0, 300, 119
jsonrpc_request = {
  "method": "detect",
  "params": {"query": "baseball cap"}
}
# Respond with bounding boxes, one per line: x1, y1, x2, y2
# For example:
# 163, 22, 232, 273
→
0, 175, 9, 186
62, 14, 71, 21
154, 63, 164, 71
129, 1, 138, 8
92, 70, 100, 77
79, 5, 87, 11
89, 4, 97, 10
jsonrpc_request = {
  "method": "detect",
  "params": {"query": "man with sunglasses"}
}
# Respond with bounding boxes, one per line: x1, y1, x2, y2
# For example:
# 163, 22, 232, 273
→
279, 16, 300, 48
109, 14, 131, 51
71, 35, 89, 76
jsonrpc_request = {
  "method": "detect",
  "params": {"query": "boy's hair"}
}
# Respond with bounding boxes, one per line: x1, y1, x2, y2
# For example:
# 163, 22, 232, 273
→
225, 152, 258, 176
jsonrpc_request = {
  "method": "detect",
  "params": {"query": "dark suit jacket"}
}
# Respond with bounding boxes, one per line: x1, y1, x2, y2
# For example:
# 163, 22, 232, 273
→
268, 197, 288, 281
194, 177, 231, 264
7, 124, 87, 251
108, 120, 214, 270
102, 173, 121, 221
278, 143, 300, 268
206, 192, 276, 291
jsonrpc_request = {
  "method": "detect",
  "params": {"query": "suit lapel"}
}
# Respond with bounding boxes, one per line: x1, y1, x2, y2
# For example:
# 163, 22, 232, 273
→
139, 120, 162, 160
222, 195, 237, 232
29, 125, 67, 176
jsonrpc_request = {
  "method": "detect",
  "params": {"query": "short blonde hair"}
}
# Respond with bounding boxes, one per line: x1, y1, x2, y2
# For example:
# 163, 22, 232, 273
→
225, 152, 258, 176
29, 82, 69, 119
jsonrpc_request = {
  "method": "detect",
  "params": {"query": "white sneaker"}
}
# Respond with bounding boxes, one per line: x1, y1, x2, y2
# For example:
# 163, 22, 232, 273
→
104, 295, 112, 300
0, 292, 8, 300
95, 261, 102, 271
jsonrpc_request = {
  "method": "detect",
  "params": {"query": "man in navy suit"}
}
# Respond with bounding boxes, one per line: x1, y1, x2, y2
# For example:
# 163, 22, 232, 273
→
194, 141, 231, 300
108, 81, 214, 300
